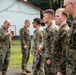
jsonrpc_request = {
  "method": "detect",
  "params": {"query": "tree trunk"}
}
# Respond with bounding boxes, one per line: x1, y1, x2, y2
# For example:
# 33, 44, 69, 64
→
60, 0, 63, 7
49, 0, 52, 9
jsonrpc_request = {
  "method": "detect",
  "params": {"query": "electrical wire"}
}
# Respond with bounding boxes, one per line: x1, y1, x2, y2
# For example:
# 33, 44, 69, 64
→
0, 1, 17, 13
0, 0, 40, 15
6, 10, 40, 15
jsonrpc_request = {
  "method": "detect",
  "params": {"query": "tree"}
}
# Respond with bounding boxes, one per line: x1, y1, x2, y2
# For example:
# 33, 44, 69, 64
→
27, 0, 50, 10
27, 0, 64, 10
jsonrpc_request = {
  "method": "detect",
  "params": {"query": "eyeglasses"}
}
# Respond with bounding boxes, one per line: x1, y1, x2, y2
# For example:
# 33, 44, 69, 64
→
64, 3, 71, 8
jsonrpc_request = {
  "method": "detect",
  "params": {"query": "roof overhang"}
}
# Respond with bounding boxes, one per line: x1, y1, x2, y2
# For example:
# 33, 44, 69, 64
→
20, 0, 43, 11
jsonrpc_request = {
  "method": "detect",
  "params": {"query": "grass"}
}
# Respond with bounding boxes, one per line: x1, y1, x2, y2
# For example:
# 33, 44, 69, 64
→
9, 40, 33, 67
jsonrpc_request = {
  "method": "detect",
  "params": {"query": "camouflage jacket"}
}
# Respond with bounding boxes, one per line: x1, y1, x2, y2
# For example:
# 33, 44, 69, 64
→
32, 27, 44, 56
67, 16, 74, 27
19, 26, 31, 49
54, 23, 70, 73
44, 23, 59, 60
67, 18, 76, 70
69, 18, 76, 50
0, 26, 11, 50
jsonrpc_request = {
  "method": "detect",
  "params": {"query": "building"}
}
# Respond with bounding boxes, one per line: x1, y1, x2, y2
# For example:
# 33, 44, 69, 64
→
0, 0, 43, 39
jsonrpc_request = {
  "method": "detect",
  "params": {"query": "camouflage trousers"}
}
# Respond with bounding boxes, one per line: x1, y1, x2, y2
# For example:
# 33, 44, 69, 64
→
32, 55, 36, 70
32, 56, 45, 75
0, 48, 11, 72
21, 49, 30, 70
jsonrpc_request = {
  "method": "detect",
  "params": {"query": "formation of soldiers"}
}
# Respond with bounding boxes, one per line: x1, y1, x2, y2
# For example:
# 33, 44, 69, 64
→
0, 0, 76, 75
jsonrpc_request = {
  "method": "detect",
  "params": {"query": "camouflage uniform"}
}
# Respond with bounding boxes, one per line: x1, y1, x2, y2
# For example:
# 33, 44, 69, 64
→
43, 23, 59, 75
66, 18, 76, 75
32, 27, 44, 75
67, 16, 74, 27
19, 26, 31, 70
53, 23, 70, 75
0, 26, 11, 72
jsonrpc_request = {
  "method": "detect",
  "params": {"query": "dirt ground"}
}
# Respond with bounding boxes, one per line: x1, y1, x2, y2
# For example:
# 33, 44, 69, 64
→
0, 65, 32, 75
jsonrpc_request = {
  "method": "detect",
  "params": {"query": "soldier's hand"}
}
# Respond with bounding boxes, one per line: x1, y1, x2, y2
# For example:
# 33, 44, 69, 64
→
37, 55, 40, 59
39, 45, 44, 51
46, 59, 52, 65
7, 30, 11, 36
23, 45, 27, 49
57, 72, 63, 75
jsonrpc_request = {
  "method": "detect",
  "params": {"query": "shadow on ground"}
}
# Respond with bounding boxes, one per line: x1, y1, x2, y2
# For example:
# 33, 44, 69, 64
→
7, 65, 32, 75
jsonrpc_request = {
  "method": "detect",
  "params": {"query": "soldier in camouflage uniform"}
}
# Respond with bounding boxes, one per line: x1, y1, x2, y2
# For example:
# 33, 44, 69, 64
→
39, 9, 59, 75
54, 8, 70, 75
19, 19, 31, 75
0, 20, 12, 75
64, 0, 76, 75
32, 18, 44, 75
67, 16, 74, 27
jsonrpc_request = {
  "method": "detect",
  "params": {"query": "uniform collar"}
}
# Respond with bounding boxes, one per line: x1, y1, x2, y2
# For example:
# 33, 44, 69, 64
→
2, 25, 7, 29
60, 23, 67, 29
24, 26, 27, 30
47, 22, 52, 28
34, 27, 40, 33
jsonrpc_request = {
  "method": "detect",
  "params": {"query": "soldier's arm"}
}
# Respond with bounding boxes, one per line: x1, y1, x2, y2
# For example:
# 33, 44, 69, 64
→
38, 30, 44, 51
0, 29, 9, 40
38, 30, 44, 46
19, 28, 26, 46
37, 30, 44, 56
58, 30, 70, 73
47, 29, 58, 60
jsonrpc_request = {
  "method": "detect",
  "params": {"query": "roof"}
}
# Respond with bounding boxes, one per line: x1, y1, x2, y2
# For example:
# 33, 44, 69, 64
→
20, 0, 43, 11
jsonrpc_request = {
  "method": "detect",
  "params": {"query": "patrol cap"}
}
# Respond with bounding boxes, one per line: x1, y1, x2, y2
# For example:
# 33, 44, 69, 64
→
33, 18, 41, 24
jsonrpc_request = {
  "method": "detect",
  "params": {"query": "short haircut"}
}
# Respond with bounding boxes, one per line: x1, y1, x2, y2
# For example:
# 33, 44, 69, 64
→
62, 11, 68, 17
56, 8, 68, 17
33, 18, 41, 24
42, 9, 54, 16
25, 19, 30, 23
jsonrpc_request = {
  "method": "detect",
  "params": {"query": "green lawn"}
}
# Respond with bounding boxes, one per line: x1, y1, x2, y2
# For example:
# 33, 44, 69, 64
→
9, 40, 33, 67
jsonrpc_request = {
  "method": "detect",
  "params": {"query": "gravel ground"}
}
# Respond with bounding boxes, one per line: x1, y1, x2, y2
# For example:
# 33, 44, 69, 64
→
0, 65, 32, 75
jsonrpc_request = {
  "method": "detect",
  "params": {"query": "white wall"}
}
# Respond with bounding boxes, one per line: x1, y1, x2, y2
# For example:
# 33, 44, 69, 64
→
0, 0, 41, 35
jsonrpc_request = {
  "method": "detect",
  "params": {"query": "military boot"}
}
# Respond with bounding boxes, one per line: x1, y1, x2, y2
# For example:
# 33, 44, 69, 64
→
22, 69, 26, 75
25, 69, 31, 73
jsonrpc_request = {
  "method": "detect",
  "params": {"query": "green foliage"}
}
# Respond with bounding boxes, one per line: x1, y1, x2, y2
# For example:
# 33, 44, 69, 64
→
28, 0, 50, 10
27, 0, 64, 10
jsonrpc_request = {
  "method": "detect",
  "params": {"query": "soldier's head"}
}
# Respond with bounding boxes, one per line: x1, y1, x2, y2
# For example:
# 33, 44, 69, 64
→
64, 0, 76, 16
42, 9, 54, 25
32, 18, 41, 28
3, 20, 11, 28
55, 8, 68, 27
24, 19, 30, 28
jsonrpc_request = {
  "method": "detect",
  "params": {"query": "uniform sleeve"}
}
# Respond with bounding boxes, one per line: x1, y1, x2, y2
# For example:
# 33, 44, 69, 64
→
37, 30, 44, 56
58, 30, 70, 73
19, 28, 26, 46
49, 30, 58, 60
38, 30, 44, 45
0, 29, 8, 40
45, 29, 58, 60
